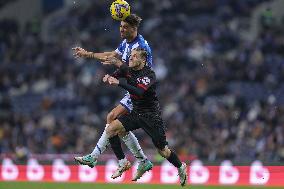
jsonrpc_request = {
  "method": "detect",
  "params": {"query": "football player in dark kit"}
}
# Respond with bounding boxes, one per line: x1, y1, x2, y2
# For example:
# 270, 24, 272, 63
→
102, 48, 187, 186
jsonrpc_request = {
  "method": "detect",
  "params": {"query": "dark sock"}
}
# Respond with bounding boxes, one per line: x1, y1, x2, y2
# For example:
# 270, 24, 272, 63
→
109, 135, 125, 160
167, 151, 182, 168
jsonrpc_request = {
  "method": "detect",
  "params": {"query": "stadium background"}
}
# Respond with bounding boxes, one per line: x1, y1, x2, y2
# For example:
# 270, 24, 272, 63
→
0, 0, 284, 188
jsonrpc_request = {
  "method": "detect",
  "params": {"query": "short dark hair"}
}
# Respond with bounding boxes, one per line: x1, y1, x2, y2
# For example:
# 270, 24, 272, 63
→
134, 47, 147, 61
124, 14, 142, 28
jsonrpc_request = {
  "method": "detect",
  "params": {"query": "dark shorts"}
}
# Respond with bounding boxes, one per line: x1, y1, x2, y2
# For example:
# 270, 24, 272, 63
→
118, 112, 168, 150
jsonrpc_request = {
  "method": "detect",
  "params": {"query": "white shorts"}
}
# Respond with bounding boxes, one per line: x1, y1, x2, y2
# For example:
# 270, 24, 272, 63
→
119, 92, 133, 112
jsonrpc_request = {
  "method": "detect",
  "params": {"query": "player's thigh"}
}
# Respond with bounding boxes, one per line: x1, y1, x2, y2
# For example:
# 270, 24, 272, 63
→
141, 115, 168, 150
107, 104, 129, 123
111, 104, 129, 117
118, 113, 142, 132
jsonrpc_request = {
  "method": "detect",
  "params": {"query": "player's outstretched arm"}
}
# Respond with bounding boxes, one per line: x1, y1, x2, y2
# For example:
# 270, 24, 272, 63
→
72, 47, 117, 62
101, 56, 123, 67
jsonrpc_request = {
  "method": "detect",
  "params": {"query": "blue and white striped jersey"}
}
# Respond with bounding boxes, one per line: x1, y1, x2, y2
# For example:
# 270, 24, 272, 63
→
115, 34, 153, 67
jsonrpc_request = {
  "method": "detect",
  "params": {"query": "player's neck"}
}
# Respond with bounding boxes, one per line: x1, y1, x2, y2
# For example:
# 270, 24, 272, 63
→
132, 63, 145, 71
126, 32, 138, 43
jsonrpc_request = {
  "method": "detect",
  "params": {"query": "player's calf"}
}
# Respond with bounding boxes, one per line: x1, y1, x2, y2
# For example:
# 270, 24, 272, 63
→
157, 146, 171, 158
158, 147, 187, 186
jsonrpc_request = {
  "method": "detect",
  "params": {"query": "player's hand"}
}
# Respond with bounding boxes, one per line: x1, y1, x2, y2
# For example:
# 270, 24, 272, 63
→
72, 47, 90, 58
102, 57, 123, 67
107, 76, 119, 85
103, 74, 111, 83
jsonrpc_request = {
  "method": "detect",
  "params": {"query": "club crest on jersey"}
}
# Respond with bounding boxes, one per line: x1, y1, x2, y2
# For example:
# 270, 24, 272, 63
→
137, 77, 150, 85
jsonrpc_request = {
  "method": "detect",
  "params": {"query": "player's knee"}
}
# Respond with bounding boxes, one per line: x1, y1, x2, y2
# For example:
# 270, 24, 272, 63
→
105, 126, 112, 137
118, 130, 128, 138
106, 120, 124, 138
106, 124, 117, 137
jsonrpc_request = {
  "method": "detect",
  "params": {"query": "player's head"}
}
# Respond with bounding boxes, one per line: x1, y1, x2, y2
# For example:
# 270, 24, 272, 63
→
129, 47, 147, 69
120, 14, 142, 40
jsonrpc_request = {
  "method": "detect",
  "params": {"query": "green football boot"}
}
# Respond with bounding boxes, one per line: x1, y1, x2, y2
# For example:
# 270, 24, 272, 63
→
132, 159, 153, 181
178, 162, 188, 187
111, 160, 132, 179
74, 154, 97, 168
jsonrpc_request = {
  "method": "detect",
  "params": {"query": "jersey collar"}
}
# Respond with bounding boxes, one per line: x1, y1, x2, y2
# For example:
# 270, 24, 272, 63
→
127, 34, 140, 44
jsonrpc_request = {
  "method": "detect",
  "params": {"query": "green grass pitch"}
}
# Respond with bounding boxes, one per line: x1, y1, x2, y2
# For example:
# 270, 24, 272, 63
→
0, 182, 283, 189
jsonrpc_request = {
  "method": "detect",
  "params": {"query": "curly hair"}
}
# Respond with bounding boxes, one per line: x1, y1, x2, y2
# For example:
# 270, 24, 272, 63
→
124, 14, 142, 28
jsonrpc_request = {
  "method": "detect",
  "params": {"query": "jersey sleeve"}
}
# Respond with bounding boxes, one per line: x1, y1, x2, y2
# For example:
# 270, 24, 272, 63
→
110, 69, 121, 78
136, 72, 155, 91
115, 41, 125, 56
118, 80, 144, 97
111, 64, 129, 78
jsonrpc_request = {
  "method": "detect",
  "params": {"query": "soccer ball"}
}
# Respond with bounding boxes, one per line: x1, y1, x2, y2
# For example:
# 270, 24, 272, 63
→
110, 0, 131, 21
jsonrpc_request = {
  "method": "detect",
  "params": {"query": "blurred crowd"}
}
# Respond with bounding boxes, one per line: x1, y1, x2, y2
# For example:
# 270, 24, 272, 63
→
0, 0, 283, 163
0, 0, 16, 8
